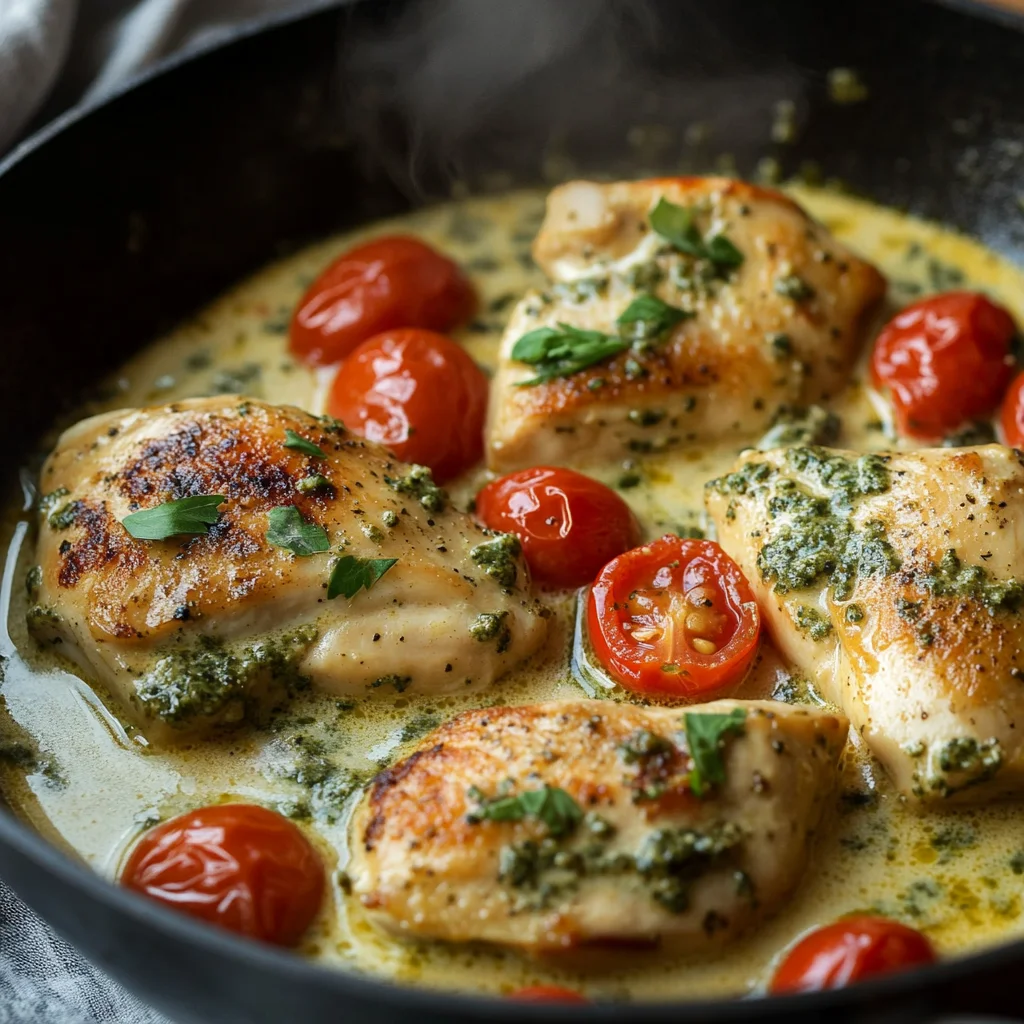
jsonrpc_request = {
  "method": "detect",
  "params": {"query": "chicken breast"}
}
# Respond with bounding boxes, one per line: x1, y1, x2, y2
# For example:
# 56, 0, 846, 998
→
29, 398, 547, 741
707, 443, 1024, 803
348, 698, 846, 954
486, 177, 886, 471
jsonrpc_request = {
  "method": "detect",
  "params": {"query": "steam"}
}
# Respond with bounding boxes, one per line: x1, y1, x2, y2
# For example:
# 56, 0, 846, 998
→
336, 0, 803, 199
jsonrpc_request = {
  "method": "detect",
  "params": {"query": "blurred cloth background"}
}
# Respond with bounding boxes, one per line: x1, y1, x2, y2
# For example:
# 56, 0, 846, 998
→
0, 3, 325, 1021
0, 0, 326, 153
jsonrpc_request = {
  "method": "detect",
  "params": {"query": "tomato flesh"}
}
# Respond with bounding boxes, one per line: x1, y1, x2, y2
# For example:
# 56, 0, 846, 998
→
121, 803, 324, 947
327, 328, 488, 482
770, 915, 936, 993
475, 467, 642, 588
290, 235, 476, 365
508, 986, 589, 1003
870, 290, 1016, 438
1000, 370, 1024, 448
587, 535, 760, 696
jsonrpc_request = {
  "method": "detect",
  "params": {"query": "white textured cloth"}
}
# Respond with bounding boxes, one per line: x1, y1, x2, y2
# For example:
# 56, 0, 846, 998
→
0, 0, 321, 151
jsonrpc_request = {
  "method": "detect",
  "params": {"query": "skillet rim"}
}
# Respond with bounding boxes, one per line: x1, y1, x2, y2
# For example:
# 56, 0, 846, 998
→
2, 0, 1024, 1017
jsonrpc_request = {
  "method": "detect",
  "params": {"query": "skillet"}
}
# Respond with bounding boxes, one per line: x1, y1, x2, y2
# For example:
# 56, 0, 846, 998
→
2, 0, 1024, 1020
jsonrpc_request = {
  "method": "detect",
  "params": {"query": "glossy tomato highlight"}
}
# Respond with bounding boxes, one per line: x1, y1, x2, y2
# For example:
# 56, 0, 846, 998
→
770, 915, 936, 993
121, 803, 324, 947
870, 291, 1016, 438
327, 328, 488, 482
290, 235, 475, 365
475, 467, 641, 588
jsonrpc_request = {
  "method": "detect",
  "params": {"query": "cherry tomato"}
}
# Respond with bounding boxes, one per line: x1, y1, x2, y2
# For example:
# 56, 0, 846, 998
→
870, 291, 1016, 438
327, 328, 487, 482
770, 915, 937, 994
121, 804, 324, 947
1000, 370, 1024, 448
587, 535, 760, 697
508, 986, 589, 1003
475, 467, 642, 588
290, 235, 476, 365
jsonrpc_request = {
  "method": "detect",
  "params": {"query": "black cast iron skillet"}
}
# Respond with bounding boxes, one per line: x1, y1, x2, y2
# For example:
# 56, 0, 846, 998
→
2, 1, 1024, 1020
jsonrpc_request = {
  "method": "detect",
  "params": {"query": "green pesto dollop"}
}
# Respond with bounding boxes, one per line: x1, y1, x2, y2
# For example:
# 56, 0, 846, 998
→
384, 464, 447, 513
470, 533, 521, 589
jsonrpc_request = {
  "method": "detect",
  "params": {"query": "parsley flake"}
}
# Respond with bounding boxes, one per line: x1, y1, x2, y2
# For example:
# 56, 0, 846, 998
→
684, 708, 747, 797
617, 293, 692, 343
265, 506, 330, 556
468, 784, 583, 837
327, 555, 397, 600
121, 495, 226, 540
649, 198, 744, 272
511, 323, 628, 387
283, 429, 326, 459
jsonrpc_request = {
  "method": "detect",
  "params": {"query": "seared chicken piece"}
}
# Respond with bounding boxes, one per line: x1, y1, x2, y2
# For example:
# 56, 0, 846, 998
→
30, 398, 547, 741
707, 443, 1024, 803
487, 178, 886, 471
349, 699, 846, 953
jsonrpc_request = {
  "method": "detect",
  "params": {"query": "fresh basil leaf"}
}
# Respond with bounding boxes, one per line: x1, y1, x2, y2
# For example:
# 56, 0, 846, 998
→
283, 429, 326, 459
649, 198, 705, 258
684, 708, 747, 797
121, 495, 226, 540
704, 234, 744, 269
470, 784, 583, 837
617, 293, 691, 342
265, 506, 330, 556
512, 322, 629, 387
649, 197, 745, 273
327, 555, 397, 600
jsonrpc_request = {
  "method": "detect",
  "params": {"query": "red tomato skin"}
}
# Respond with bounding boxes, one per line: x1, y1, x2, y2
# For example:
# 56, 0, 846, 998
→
475, 467, 642, 588
121, 804, 324, 947
770, 915, 937, 994
870, 291, 1016, 438
587, 535, 760, 697
508, 986, 589, 1003
290, 236, 476, 366
327, 328, 488, 482
1000, 370, 1024, 448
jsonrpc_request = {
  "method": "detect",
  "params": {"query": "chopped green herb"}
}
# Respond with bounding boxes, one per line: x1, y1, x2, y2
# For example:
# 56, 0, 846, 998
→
327, 555, 397, 600
649, 198, 744, 272
683, 708, 746, 796
265, 506, 330, 556
469, 611, 511, 653
795, 604, 833, 641
384, 465, 447, 513
469, 784, 583, 838
295, 474, 332, 493
470, 533, 521, 589
121, 495, 226, 541
511, 323, 628, 386
616, 293, 691, 344
774, 273, 816, 302
283, 429, 326, 458
757, 405, 840, 450
619, 729, 674, 765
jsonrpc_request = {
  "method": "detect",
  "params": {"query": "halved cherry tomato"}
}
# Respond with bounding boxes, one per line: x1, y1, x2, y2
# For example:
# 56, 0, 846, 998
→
770, 915, 936, 994
870, 291, 1016, 438
508, 986, 589, 1003
327, 328, 488, 482
475, 467, 642, 588
587, 535, 760, 697
1000, 370, 1024, 448
290, 235, 476, 365
121, 804, 324, 947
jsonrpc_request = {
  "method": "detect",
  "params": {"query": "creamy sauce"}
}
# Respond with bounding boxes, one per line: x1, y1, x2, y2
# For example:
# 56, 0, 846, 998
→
3, 186, 1024, 1001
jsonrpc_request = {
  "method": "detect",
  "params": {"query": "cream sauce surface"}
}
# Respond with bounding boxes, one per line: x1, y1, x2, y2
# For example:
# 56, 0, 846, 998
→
3, 186, 1024, 1001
